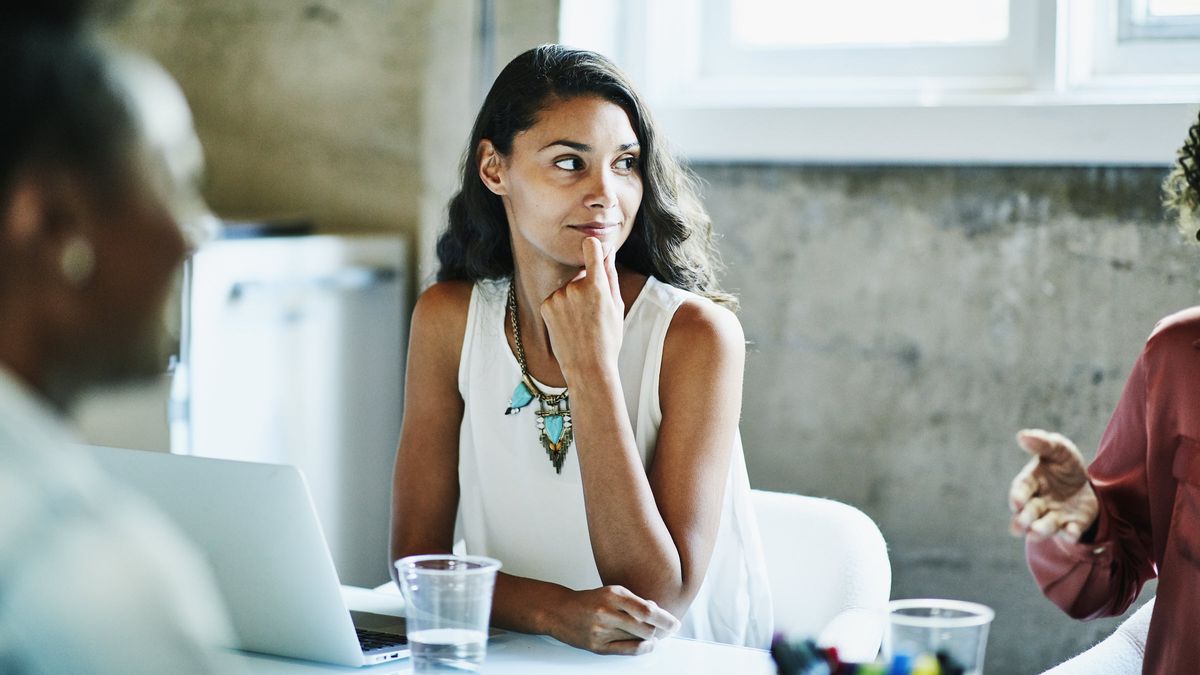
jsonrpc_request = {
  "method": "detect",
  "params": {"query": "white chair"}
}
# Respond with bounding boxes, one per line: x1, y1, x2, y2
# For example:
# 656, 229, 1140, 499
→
752, 489, 892, 663
1040, 597, 1153, 674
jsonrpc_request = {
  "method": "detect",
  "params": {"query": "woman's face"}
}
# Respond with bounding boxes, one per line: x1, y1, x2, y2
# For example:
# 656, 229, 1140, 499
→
484, 95, 643, 269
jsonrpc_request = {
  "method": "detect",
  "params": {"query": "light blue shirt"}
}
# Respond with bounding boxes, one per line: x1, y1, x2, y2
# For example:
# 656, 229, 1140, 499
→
0, 368, 235, 674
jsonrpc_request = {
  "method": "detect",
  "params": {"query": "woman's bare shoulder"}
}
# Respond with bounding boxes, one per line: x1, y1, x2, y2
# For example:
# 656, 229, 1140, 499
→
662, 296, 745, 370
670, 296, 744, 344
413, 281, 473, 324
410, 281, 474, 366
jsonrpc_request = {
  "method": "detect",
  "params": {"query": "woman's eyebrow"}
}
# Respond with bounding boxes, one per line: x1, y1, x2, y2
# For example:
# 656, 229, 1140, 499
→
541, 139, 590, 152
538, 140, 641, 152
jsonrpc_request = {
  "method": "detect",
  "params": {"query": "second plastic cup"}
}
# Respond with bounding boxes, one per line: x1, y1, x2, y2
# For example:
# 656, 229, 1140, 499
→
395, 554, 502, 673
883, 598, 995, 674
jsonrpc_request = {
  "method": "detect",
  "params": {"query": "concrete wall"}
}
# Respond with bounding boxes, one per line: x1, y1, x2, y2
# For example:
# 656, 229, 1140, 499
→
103, 0, 429, 235
699, 164, 1179, 673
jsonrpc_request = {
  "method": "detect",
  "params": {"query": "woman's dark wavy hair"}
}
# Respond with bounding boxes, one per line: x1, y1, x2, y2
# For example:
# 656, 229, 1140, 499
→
1164, 107, 1200, 241
436, 44, 735, 308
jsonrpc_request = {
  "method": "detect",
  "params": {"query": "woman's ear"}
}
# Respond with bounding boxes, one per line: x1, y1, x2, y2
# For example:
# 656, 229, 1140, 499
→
1, 169, 96, 287
477, 139, 507, 196
2, 173, 51, 250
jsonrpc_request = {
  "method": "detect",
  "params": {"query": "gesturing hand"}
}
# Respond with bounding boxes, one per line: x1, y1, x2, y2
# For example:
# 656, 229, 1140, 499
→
540, 237, 624, 382
550, 585, 680, 655
1009, 429, 1100, 543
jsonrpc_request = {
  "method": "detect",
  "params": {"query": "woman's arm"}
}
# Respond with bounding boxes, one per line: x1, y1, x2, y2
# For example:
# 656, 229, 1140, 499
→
541, 238, 745, 619
389, 282, 470, 577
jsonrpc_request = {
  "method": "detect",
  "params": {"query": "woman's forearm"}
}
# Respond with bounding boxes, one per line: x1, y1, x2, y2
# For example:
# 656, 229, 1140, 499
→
567, 364, 689, 614
490, 572, 570, 635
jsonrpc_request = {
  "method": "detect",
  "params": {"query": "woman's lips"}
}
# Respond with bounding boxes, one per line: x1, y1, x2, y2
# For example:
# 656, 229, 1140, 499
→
569, 223, 618, 236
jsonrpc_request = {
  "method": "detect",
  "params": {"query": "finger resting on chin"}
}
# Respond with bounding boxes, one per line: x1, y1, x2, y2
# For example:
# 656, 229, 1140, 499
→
583, 237, 603, 266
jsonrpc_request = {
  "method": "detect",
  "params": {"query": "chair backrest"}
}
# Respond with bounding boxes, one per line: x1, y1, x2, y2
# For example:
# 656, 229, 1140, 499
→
1041, 597, 1153, 674
752, 490, 891, 662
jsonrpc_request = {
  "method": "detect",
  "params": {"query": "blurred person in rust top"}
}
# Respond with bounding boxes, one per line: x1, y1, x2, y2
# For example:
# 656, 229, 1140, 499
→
1008, 112, 1200, 675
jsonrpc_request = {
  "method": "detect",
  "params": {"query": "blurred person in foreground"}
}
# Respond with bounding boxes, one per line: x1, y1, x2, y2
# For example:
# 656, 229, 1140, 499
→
0, 3, 232, 673
1008, 112, 1200, 674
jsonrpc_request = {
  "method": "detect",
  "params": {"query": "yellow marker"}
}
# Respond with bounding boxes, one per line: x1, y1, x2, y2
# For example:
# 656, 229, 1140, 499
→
911, 652, 941, 675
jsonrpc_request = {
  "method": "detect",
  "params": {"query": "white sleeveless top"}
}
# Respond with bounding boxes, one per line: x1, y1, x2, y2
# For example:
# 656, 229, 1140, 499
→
455, 276, 773, 648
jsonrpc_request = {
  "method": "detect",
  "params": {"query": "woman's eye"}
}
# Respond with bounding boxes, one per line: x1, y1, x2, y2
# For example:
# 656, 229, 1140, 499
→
554, 157, 583, 171
615, 156, 638, 171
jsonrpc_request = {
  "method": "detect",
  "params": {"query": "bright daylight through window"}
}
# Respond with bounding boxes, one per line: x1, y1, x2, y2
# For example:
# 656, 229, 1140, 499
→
560, 0, 1200, 164
731, 0, 1009, 47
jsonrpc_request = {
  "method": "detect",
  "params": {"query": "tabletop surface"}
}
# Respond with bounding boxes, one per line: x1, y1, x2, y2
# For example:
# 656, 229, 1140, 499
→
214, 586, 776, 674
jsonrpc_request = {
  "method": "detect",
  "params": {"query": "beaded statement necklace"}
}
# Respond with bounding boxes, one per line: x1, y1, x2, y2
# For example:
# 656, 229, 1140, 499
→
503, 282, 573, 473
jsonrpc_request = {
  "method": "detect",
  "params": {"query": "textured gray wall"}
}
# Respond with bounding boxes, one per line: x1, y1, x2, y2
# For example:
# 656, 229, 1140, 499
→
103, 0, 430, 234
699, 164, 1182, 673
103, 0, 557, 256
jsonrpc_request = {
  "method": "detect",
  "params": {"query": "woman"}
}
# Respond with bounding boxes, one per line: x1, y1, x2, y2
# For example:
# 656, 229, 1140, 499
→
1008, 112, 1200, 674
390, 45, 772, 654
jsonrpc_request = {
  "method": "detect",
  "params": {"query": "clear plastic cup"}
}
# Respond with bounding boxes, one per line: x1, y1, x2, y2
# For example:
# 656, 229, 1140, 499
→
395, 554, 502, 673
883, 598, 995, 675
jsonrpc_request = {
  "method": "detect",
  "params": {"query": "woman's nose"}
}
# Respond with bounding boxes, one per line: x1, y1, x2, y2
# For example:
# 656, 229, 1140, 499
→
585, 168, 618, 210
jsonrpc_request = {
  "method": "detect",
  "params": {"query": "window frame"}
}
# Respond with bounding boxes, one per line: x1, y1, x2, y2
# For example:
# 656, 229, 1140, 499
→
1120, 0, 1200, 40
560, 0, 1199, 166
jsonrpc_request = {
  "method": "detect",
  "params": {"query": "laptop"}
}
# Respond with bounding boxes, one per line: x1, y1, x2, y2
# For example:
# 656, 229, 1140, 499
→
87, 445, 410, 667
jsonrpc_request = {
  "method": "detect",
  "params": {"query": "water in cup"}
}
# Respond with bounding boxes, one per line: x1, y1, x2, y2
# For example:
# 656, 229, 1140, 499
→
408, 628, 487, 672
396, 554, 501, 674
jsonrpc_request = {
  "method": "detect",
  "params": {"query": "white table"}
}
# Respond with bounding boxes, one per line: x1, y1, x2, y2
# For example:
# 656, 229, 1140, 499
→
215, 586, 776, 674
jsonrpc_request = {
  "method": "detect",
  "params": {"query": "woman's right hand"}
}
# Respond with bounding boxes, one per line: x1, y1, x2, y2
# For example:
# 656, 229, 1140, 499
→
547, 585, 680, 655
1009, 429, 1100, 542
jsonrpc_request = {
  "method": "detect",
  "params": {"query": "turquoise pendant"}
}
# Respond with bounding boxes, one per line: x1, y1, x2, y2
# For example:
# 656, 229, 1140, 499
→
544, 415, 564, 444
504, 381, 534, 415
535, 401, 572, 474
505, 376, 573, 473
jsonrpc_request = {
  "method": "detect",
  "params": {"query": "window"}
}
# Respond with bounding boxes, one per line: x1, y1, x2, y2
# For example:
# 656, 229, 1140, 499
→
1121, 0, 1200, 40
1072, 0, 1200, 88
688, 0, 1036, 103
731, 0, 1009, 48
560, 0, 1200, 164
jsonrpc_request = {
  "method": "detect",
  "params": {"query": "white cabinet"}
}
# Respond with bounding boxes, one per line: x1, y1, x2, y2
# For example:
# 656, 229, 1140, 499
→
180, 235, 407, 587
